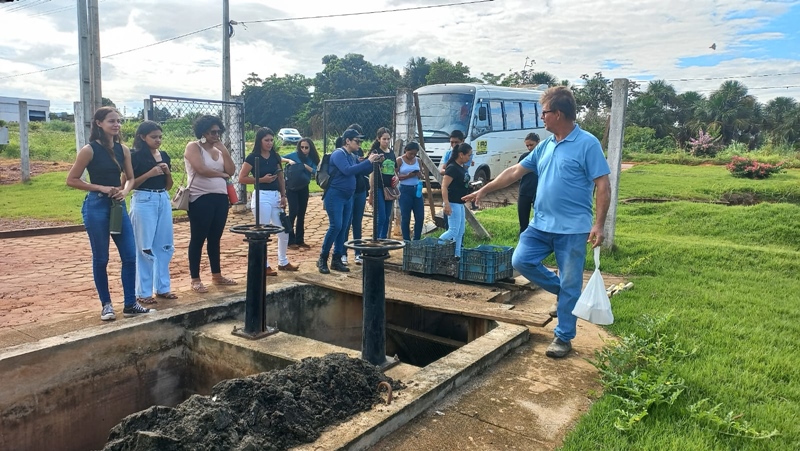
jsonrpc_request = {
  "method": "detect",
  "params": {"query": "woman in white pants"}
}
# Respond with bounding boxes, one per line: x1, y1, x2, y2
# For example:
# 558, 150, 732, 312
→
237, 127, 298, 275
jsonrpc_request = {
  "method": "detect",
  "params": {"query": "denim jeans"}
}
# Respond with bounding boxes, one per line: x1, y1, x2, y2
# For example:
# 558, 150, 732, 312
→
322, 187, 354, 256
344, 190, 367, 257
286, 186, 309, 245
374, 187, 394, 239
130, 190, 174, 298
512, 226, 589, 342
438, 202, 465, 257
82, 192, 136, 307
251, 190, 289, 267
398, 184, 424, 240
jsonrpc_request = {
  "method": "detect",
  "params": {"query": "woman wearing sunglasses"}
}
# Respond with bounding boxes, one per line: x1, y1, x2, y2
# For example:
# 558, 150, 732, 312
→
283, 138, 319, 250
184, 115, 238, 293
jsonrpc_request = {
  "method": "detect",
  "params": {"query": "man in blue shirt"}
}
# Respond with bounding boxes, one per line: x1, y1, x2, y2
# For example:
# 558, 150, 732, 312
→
464, 87, 611, 358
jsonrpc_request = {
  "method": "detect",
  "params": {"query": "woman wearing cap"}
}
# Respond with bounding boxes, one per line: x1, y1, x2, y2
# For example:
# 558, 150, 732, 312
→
396, 141, 425, 241
317, 129, 382, 274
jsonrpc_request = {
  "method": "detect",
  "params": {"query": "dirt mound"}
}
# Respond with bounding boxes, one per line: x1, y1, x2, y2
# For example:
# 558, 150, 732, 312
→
103, 353, 403, 451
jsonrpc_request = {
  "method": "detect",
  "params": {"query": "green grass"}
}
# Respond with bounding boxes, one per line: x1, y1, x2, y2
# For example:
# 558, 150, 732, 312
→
450, 166, 800, 450
0, 171, 87, 222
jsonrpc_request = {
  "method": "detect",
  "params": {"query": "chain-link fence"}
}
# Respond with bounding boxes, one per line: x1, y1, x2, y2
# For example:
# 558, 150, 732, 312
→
148, 95, 246, 201
322, 96, 397, 219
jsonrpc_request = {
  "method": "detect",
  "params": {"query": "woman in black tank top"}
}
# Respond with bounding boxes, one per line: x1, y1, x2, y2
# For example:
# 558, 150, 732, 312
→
66, 107, 155, 321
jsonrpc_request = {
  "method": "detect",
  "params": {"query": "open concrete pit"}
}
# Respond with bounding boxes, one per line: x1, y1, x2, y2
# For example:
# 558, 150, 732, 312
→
0, 279, 536, 451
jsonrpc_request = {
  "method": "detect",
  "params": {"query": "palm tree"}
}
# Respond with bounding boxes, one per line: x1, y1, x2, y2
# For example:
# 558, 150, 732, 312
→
627, 94, 675, 138
762, 97, 800, 145
701, 81, 759, 145
675, 91, 706, 145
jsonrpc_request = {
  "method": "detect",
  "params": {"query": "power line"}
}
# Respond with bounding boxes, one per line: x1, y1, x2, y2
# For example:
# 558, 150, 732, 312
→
0, 23, 222, 80
664, 71, 800, 82
2, 0, 51, 14
238, 0, 495, 25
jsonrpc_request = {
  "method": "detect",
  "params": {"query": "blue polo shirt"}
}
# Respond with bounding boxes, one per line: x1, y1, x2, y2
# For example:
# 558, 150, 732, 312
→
519, 124, 610, 234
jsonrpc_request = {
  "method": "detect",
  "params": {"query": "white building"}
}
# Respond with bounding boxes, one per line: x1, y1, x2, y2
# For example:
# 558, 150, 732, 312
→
0, 96, 50, 122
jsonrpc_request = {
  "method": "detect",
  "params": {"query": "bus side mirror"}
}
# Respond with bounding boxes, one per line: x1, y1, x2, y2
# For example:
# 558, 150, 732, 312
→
478, 106, 487, 121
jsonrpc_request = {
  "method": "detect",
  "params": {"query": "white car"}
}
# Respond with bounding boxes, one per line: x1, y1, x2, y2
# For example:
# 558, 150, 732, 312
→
277, 128, 302, 145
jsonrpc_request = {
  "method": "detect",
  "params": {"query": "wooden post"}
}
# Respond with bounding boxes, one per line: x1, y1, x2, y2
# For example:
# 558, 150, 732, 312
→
412, 93, 438, 224
19, 101, 30, 183
603, 78, 628, 249
412, 93, 490, 239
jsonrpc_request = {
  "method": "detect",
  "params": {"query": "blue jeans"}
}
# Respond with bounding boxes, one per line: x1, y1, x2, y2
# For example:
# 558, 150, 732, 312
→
439, 202, 466, 257
374, 187, 394, 239
398, 184, 424, 240
82, 192, 136, 307
130, 190, 174, 298
512, 226, 589, 342
344, 190, 367, 257
322, 187, 354, 256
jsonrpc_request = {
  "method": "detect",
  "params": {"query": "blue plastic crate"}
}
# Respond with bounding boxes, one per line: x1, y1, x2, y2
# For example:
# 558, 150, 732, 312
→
458, 245, 514, 284
402, 238, 456, 274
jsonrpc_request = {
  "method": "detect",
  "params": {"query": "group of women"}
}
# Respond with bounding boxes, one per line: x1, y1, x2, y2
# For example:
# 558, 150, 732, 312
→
67, 107, 469, 319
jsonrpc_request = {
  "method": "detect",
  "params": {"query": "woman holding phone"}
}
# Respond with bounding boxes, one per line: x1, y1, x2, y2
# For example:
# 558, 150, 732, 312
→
238, 127, 298, 275
396, 141, 425, 241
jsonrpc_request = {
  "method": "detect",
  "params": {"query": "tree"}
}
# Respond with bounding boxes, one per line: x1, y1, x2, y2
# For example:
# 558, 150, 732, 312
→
701, 81, 760, 145
479, 72, 505, 85
674, 91, 706, 145
243, 73, 312, 133
425, 57, 475, 85
627, 80, 679, 139
314, 54, 400, 101
402, 57, 430, 90
501, 70, 558, 87
762, 96, 800, 145
242, 72, 263, 90
572, 72, 612, 113
102, 97, 116, 108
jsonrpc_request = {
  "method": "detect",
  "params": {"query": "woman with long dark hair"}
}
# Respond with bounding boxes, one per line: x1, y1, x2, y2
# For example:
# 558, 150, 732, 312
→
438, 143, 473, 257
367, 127, 395, 240
127, 120, 176, 304
238, 128, 298, 275
395, 141, 425, 241
185, 115, 238, 292
283, 137, 319, 249
66, 107, 155, 320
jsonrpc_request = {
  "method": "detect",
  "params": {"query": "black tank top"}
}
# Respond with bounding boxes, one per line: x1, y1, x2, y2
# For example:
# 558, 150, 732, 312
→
87, 141, 124, 187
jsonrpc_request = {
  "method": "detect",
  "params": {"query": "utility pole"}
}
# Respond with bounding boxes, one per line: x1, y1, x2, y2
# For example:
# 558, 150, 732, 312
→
77, 0, 92, 144
88, 0, 102, 112
222, 0, 232, 148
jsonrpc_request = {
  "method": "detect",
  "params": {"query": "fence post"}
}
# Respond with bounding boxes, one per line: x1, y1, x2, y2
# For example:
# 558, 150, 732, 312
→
603, 78, 628, 249
143, 98, 151, 121
19, 101, 30, 183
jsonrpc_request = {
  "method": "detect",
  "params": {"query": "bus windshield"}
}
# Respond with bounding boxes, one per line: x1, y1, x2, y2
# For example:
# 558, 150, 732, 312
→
417, 93, 474, 143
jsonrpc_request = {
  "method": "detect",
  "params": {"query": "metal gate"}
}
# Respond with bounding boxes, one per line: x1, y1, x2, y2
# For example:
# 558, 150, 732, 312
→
148, 95, 246, 202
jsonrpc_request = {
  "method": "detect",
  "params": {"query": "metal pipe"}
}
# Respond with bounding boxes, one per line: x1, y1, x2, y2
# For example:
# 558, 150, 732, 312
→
254, 149, 260, 226
361, 252, 387, 365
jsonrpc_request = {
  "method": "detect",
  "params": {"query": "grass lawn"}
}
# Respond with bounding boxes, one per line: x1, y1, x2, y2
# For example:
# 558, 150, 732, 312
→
456, 165, 800, 450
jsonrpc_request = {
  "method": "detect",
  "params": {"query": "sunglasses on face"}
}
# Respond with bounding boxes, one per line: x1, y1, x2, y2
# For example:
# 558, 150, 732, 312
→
208, 129, 222, 136
300, 145, 310, 149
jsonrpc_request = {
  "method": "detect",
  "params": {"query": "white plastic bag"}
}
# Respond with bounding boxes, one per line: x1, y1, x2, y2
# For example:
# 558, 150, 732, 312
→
572, 247, 614, 325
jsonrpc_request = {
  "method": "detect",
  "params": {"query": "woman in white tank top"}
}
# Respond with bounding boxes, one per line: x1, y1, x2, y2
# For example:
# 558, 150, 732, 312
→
183, 115, 237, 293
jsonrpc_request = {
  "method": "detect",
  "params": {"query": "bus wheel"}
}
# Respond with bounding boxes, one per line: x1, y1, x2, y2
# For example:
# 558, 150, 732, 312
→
475, 168, 489, 185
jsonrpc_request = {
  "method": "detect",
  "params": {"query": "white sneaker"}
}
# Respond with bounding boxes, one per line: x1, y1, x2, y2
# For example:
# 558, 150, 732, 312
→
100, 303, 116, 321
341, 255, 349, 266
354, 255, 363, 265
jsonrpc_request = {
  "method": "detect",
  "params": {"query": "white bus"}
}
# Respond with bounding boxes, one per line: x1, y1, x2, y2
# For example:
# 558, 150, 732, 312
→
414, 83, 551, 184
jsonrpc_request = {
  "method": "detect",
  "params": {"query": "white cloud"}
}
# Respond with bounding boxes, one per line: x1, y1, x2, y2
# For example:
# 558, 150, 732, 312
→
0, 0, 797, 115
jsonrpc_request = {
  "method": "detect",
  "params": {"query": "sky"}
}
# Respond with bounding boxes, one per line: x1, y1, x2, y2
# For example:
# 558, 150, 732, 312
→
1, 0, 798, 115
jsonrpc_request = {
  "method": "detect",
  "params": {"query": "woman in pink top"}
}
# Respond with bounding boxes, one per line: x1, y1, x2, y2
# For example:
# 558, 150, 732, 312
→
184, 115, 237, 293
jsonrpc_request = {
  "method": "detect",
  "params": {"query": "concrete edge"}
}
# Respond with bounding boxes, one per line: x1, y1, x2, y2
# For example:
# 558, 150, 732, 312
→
0, 216, 190, 240
302, 322, 531, 451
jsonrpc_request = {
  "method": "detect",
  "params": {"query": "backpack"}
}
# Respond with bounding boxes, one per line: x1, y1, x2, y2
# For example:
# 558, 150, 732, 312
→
316, 149, 340, 190
285, 160, 311, 191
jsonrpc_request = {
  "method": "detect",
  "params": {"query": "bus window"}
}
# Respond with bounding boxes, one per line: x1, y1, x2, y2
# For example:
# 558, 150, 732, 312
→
472, 100, 490, 137
506, 102, 522, 130
417, 93, 474, 142
490, 102, 504, 131
522, 101, 539, 128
